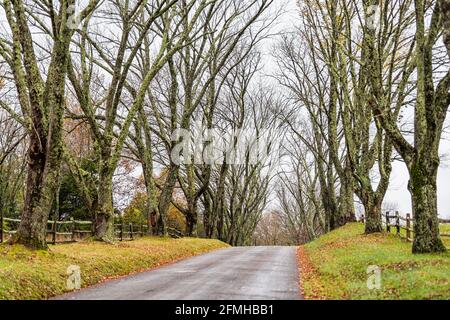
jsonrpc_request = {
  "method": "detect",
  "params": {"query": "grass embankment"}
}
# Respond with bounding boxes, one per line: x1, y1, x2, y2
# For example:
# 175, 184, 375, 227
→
0, 237, 228, 300
298, 223, 450, 300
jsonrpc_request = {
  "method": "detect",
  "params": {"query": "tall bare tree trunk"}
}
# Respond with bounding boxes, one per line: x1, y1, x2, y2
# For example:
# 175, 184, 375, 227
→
185, 202, 198, 236
91, 170, 114, 241
441, 0, 450, 57
142, 163, 158, 235
184, 163, 198, 236
203, 192, 214, 238
14, 132, 61, 249
158, 162, 179, 235
408, 157, 446, 253
215, 163, 228, 240
9, 0, 75, 248
362, 193, 383, 234
338, 164, 356, 225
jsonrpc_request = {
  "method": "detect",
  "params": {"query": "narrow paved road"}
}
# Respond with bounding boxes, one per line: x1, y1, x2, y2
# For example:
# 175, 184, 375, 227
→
55, 246, 300, 300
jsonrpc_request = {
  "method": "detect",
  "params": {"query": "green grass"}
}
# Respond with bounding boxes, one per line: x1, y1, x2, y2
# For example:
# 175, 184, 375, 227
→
299, 223, 450, 300
0, 237, 229, 300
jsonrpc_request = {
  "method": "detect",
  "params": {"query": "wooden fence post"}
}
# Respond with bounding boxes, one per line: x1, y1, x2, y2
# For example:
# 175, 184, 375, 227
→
120, 223, 123, 241
130, 223, 133, 240
396, 211, 400, 235
140, 224, 143, 237
71, 218, 75, 242
385, 211, 390, 232
406, 213, 411, 241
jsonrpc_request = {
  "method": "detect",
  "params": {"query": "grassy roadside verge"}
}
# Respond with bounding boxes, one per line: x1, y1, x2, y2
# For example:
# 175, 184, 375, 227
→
0, 237, 229, 300
298, 223, 450, 300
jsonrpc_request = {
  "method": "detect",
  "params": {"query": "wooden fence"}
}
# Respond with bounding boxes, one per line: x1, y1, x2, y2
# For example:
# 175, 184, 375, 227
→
0, 217, 149, 244
382, 211, 450, 248
0, 216, 184, 244
360, 211, 450, 250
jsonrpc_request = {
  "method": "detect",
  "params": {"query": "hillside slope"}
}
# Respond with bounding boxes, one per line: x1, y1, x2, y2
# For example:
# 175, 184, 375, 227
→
298, 223, 450, 299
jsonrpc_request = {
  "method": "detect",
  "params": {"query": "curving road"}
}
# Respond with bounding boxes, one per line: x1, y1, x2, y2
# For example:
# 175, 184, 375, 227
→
55, 246, 301, 300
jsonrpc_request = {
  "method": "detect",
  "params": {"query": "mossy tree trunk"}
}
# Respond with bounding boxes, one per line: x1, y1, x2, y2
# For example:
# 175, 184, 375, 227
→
406, 0, 447, 253
316, 134, 338, 232
203, 191, 215, 238
158, 162, 179, 236
185, 206, 198, 237
215, 163, 228, 241
14, 138, 56, 249
440, 0, 450, 58
362, 192, 383, 234
337, 163, 356, 225
339, 0, 395, 234
15, 132, 64, 249
3, 0, 99, 249
134, 106, 158, 235
141, 157, 158, 235
372, 0, 449, 251
91, 170, 114, 241
408, 157, 446, 253
143, 165, 158, 236
183, 163, 199, 237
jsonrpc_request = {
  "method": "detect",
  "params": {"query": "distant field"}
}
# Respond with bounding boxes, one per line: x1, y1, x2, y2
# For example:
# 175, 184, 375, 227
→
298, 223, 450, 300
0, 237, 228, 300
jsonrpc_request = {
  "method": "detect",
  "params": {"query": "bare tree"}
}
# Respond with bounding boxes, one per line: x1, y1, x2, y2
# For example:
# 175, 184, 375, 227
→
0, 0, 99, 248
365, 0, 449, 252
64, 0, 208, 241
144, 0, 275, 235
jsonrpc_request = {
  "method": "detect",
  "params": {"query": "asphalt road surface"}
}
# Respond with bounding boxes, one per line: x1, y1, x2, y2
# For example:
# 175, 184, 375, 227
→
55, 246, 300, 300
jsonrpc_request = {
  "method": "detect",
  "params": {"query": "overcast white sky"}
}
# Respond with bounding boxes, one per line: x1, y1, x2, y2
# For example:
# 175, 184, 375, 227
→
263, 0, 450, 219
2, 0, 447, 218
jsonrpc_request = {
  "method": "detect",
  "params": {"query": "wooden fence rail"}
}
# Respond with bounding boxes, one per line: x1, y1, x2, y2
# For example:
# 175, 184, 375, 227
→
382, 211, 450, 245
358, 211, 450, 251
0, 218, 149, 244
